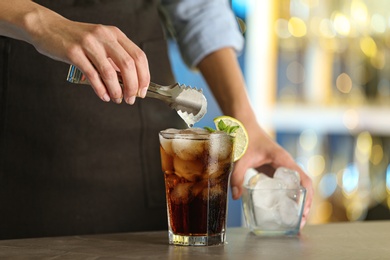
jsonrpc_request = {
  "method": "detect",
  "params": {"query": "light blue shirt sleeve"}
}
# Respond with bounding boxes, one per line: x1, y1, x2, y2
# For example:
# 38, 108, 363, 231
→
160, 0, 244, 68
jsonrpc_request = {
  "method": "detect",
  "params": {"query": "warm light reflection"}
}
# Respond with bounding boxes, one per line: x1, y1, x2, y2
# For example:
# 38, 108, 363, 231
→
312, 201, 333, 223
355, 131, 372, 162
346, 201, 367, 221
350, 0, 368, 24
370, 144, 383, 165
371, 50, 385, 70
371, 179, 387, 204
343, 109, 359, 130
336, 73, 353, 94
288, 17, 307, 37
333, 12, 351, 36
307, 155, 325, 177
371, 14, 387, 34
360, 36, 377, 58
301, 0, 319, 8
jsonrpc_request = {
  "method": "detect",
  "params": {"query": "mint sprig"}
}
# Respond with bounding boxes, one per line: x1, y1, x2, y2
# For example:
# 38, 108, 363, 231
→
204, 120, 240, 134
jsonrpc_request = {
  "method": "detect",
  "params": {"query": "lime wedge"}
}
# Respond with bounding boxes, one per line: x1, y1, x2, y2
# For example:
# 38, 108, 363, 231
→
214, 116, 249, 162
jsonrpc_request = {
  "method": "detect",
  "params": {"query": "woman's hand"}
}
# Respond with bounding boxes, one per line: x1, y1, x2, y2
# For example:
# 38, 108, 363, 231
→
230, 122, 313, 228
0, 0, 149, 104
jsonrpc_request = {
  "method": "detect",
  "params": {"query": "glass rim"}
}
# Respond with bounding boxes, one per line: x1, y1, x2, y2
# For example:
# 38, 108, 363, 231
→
243, 185, 307, 192
159, 129, 230, 140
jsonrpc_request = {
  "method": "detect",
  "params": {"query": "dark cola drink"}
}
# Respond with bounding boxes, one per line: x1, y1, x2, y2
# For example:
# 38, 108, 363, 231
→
159, 128, 234, 246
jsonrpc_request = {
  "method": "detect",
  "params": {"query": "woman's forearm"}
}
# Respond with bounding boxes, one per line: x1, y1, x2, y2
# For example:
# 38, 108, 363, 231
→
0, 0, 54, 43
197, 47, 258, 129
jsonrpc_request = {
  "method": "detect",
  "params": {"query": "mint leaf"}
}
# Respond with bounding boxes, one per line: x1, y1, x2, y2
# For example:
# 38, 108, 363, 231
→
218, 120, 227, 131
227, 125, 239, 134
204, 126, 216, 133
204, 119, 240, 135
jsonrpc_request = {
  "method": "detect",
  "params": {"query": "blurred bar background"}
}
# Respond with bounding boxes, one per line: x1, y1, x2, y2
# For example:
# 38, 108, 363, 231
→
246, 0, 390, 224
168, 0, 390, 226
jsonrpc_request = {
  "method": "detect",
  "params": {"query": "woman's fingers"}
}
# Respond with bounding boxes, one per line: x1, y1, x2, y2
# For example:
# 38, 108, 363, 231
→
68, 47, 111, 102
86, 54, 124, 103
117, 29, 150, 99
107, 36, 149, 104
67, 24, 150, 104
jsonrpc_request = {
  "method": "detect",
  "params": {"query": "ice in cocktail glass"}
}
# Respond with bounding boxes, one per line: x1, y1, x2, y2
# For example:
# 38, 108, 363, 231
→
159, 128, 234, 246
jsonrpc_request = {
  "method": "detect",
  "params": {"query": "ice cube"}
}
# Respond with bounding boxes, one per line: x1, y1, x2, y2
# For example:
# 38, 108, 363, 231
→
254, 173, 286, 190
171, 138, 206, 161
253, 188, 284, 209
202, 183, 225, 200
163, 128, 181, 134
244, 168, 259, 186
278, 196, 299, 227
254, 205, 282, 230
247, 172, 273, 188
165, 173, 180, 190
159, 135, 174, 156
191, 180, 227, 201
180, 127, 209, 135
173, 156, 204, 182
160, 146, 173, 173
209, 132, 233, 160
206, 161, 219, 177
244, 167, 302, 230
251, 173, 286, 209
191, 179, 208, 197
274, 167, 300, 189
209, 184, 225, 198
206, 158, 231, 181
170, 182, 193, 204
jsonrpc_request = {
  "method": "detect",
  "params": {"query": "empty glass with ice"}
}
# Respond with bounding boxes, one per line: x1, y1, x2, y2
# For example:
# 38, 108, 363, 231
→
159, 128, 234, 246
242, 167, 306, 236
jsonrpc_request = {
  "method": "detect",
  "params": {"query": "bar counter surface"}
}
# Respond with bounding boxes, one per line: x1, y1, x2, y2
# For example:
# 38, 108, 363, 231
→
0, 220, 389, 259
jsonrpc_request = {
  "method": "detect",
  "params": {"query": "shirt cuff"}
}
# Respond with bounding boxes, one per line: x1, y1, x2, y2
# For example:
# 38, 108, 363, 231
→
162, 0, 245, 68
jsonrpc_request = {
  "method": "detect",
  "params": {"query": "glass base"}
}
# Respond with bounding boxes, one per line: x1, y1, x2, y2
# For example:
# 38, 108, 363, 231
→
168, 231, 226, 246
250, 228, 299, 236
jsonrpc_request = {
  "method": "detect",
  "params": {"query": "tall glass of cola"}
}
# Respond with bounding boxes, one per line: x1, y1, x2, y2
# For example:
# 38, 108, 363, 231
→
159, 128, 234, 246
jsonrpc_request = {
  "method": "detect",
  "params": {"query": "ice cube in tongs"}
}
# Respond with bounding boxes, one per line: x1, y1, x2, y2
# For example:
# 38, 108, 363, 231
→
66, 65, 207, 126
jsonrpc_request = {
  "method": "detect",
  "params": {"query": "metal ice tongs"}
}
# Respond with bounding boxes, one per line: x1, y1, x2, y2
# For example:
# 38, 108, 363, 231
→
66, 65, 207, 126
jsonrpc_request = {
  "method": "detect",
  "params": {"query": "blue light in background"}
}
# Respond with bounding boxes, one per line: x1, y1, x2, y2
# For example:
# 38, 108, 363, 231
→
342, 164, 360, 194
231, 0, 249, 20
319, 173, 338, 198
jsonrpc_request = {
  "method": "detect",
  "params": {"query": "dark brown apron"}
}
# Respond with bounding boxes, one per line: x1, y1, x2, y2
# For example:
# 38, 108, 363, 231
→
0, 0, 186, 239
